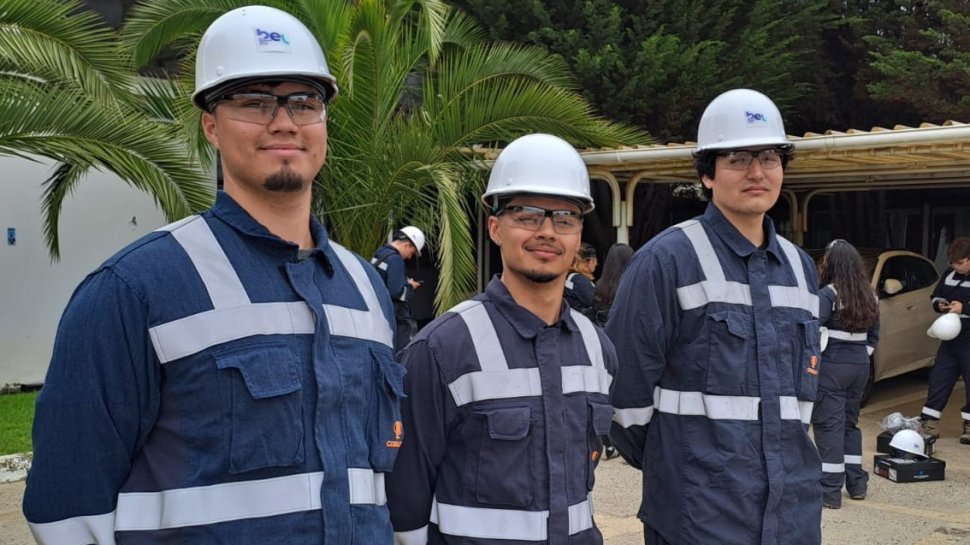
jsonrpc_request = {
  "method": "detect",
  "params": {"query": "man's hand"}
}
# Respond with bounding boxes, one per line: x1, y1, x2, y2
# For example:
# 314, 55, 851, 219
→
948, 300, 963, 314
408, 278, 422, 289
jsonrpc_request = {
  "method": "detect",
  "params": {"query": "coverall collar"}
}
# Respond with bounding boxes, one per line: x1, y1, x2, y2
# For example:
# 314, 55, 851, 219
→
703, 202, 784, 263
210, 190, 334, 272
485, 275, 581, 339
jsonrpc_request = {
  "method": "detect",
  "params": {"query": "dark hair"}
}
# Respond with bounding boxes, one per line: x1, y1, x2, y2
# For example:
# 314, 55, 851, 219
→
577, 242, 597, 260
818, 239, 879, 332
593, 243, 634, 306
948, 237, 970, 263
692, 147, 794, 199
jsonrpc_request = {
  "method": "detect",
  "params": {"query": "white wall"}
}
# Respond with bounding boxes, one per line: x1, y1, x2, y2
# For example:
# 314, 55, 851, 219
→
0, 156, 180, 386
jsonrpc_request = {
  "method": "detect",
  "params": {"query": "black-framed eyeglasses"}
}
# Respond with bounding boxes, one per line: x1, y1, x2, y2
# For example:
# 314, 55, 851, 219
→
498, 205, 583, 234
717, 148, 784, 171
214, 92, 328, 126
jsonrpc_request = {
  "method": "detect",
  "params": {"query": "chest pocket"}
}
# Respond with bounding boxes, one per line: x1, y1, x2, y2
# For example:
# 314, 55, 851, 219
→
215, 343, 305, 474
705, 310, 754, 395
472, 406, 535, 507
368, 348, 406, 471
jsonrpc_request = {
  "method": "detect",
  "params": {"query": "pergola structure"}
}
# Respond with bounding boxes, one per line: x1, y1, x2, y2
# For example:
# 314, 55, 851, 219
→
577, 121, 970, 245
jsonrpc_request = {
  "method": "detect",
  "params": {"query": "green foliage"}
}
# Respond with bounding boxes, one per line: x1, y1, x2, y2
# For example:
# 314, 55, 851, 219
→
122, 0, 649, 312
0, 0, 213, 260
0, 392, 37, 456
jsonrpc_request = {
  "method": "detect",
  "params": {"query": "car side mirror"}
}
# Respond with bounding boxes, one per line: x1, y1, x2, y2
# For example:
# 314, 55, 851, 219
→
883, 278, 903, 295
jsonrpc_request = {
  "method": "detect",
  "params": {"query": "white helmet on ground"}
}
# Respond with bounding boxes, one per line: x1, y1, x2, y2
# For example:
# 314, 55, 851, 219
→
889, 429, 928, 459
398, 226, 425, 256
696, 89, 790, 152
481, 133, 594, 214
193, 5, 338, 109
927, 313, 962, 341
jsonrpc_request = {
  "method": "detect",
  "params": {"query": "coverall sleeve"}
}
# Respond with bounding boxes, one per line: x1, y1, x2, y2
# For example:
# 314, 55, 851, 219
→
931, 270, 951, 313
604, 249, 679, 470
818, 286, 835, 327
576, 276, 595, 309
23, 268, 160, 543
386, 338, 449, 545
384, 254, 413, 303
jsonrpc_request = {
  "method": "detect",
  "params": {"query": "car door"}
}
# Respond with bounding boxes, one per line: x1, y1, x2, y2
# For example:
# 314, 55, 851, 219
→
873, 254, 941, 381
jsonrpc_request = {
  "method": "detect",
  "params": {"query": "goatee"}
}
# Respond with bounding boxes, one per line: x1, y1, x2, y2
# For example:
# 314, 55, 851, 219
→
263, 167, 307, 193
522, 270, 558, 283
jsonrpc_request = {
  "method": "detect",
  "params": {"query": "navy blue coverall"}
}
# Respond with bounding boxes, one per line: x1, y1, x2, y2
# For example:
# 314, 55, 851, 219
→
372, 243, 416, 352
921, 268, 970, 423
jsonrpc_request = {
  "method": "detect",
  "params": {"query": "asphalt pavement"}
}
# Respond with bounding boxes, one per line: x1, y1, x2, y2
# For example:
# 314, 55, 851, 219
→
1, 375, 967, 545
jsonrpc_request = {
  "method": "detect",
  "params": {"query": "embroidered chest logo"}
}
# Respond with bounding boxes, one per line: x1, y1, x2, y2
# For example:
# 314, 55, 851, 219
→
386, 420, 403, 448
807, 355, 819, 376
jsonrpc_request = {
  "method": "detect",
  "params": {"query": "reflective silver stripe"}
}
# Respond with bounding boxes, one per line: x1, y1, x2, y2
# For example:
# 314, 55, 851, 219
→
446, 302, 612, 405
845, 455, 863, 465
28, 512, 115, 545
675, 221, 818, 315
963, 411, 970, 421
370, 258, 389, 271
111, 469, 385, 532
394, 526, 429, 545
867, 346, 875, 356
922, 406, 942, 418
429, 496, 593, 540
829, 330, 867, 341
150, 302, 314, 363
115, 472, 324, 531
168, 216, 249, 307
449, 368, 543, 406
348, 468, 387, 505
944, 271, 970, 287
653, 387, 811, 423
565, 272, 577, 290
821, 462, 845, 473
613, 406, 653, 428
150, 229, 393, 361
325, 242, 394, 347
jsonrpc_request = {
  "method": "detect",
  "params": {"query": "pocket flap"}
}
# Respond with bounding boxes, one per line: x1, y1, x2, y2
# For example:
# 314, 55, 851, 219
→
372, 348, 406, 398
482, 407, 531, 440
215, 344, 301, 399
801, 319, 821, 346
589, 401, 614, 435
710, 311, 750, 339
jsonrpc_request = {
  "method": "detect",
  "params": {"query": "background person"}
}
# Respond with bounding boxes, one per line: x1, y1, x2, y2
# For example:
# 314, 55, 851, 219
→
564, 241, 597, 313
920, 236, 970, 443
372, 225, 426, 353
23, 6, 401, 545
590, 243, 634, 327
607, 89, 823, 545
385, 133, 617, 545
811, 239, 880, 509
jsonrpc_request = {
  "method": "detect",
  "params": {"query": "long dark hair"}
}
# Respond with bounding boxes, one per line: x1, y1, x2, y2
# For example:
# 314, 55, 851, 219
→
818, 240, 879, 332
593, 243, 634, 306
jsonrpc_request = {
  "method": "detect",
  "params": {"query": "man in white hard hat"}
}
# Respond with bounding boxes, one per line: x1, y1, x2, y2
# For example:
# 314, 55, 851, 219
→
372, 225, 426, 352
607, 89, 823, 545
919, 236, 970, 443
385, 133, 617, 544
24, 6, 401, 545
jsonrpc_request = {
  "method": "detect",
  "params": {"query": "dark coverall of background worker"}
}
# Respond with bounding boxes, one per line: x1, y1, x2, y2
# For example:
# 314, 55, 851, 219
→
23, 6, 402, 544
372, 225, 426, 352
385, 133, 618, 545
920, 236, 970, 442
564, 241, 597, 313
811, 239, 880, 509
606, 89, 823, 545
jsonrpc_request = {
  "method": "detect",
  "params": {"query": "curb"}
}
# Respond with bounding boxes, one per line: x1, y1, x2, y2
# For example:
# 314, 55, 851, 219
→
0, 453, 31, 483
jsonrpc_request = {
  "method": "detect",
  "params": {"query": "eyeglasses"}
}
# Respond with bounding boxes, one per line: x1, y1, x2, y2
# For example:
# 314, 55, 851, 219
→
717, 149, 784, 171
214, 93, 328, 126
498, 205, 583, 235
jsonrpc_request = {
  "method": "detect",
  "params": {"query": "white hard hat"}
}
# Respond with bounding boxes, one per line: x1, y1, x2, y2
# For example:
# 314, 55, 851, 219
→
927, 313, 962, 341
889, 429, 928, 458
399, 226, 425, 256
481, 133, 594, 213
192, 5, 338, 109
696, 89, 790, 152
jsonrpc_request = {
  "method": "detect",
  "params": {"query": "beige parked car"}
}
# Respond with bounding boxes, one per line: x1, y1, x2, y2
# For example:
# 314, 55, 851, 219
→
809, 248, 941, 403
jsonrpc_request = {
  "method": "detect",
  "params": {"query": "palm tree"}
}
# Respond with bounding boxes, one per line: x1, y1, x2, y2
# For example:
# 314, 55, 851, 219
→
122, 0, 650, 312
0, 0, 213, 260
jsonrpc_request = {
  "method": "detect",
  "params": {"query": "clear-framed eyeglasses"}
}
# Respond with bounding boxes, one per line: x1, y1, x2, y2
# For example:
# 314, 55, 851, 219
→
717, 148, 785, 171
214, 92, 328, 126
498, 205, 583, 235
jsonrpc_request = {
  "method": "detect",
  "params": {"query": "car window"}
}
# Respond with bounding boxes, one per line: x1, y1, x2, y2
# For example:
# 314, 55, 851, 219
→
878, 256, 939, 295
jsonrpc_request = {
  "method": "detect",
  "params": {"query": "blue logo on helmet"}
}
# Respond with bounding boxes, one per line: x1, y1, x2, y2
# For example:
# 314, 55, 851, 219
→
746, 111, 768, 123
256, 28, 290, 46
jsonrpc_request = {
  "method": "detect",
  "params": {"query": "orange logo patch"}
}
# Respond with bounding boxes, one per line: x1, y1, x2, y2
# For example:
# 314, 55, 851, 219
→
591, 450, 600, 461
386, 420, 403, 448
807, 355, 818, 376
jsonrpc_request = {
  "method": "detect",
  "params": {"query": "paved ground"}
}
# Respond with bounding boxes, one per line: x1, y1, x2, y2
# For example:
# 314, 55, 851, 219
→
2, 376, 968, 545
